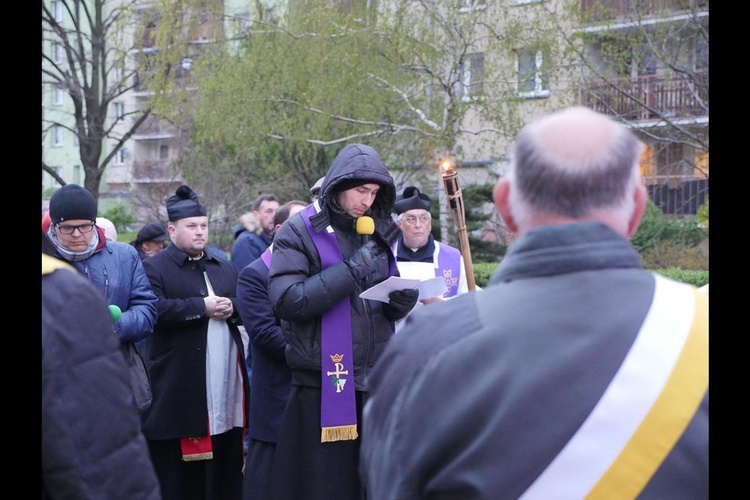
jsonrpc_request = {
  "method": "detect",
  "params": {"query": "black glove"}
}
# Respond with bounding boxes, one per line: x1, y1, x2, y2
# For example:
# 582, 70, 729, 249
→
345, 240, 385, 280
386, 288, 419, 320
374, 217, 402, 248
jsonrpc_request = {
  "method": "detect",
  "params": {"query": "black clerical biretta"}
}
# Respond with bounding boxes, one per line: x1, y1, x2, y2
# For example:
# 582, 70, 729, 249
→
166, 185, 207, 221
393, 186, 432, 215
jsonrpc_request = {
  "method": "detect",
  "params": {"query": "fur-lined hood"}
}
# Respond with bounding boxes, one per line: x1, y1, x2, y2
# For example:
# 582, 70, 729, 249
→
236, 211, 263, 237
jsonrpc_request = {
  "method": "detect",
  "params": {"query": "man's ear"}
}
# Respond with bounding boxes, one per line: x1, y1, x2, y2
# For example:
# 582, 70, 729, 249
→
626, 184, 648, 238
493, 179, 518, 234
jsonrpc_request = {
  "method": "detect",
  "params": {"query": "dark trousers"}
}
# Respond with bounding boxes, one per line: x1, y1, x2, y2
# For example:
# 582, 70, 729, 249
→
148, 427, 244, 500
264, 385, 365, 500
242, 438, 276, 500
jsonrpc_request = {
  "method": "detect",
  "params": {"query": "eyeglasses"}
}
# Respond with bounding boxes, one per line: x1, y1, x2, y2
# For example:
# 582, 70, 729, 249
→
56, 222, 96, 235
400, 215, 431, 226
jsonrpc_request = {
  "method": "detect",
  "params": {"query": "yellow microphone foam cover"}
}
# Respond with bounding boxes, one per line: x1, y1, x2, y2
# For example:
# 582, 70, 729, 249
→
356, 216, 375, 235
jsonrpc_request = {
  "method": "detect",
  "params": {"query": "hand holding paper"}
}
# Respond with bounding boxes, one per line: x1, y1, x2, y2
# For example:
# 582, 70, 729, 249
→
360, 276, 447, 303
387, 288, 419, 316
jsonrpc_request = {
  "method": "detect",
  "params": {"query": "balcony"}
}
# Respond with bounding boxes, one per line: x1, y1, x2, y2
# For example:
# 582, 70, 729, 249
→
643, 174, 707, 216
132, 114, 178, 140
132, 159, 179, 183
581, 71, 707, 122
579, 0, 708, 23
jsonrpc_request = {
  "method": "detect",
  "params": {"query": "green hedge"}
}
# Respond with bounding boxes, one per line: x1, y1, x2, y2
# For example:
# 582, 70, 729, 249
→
650, 268, 708, 288
473, 262, 500, 289
472, 263, 707, 289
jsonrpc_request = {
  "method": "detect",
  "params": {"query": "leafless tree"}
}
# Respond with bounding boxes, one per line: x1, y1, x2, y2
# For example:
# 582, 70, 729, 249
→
41, 0, 177, 202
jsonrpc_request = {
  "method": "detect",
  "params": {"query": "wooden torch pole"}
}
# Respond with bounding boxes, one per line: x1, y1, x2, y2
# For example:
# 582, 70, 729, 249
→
440, 158, 476, 291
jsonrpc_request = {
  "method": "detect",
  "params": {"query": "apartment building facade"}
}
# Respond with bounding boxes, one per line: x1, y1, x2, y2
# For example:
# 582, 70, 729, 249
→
413, 0, 708, 217
42, 0, 708, 222
578, 0, 709, 215
41, 0, 260, 221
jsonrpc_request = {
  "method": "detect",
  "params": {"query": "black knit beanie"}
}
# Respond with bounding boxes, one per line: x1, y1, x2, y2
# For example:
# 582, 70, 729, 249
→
49, 184, 97, 224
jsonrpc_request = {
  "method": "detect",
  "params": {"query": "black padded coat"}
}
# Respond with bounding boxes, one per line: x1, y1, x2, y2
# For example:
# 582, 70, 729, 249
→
267, 144, 407, 391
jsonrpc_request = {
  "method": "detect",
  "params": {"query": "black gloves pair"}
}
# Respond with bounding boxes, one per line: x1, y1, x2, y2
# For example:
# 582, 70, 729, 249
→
346, 240, 388, 280
386, 288, 419, 319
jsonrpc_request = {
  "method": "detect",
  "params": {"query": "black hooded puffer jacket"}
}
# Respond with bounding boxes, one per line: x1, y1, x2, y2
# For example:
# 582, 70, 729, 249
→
267, 144, 405, 391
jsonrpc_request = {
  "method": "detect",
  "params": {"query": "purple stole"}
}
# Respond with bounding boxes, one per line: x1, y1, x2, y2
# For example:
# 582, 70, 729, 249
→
300, 205, 362, 442
436, 244, 461, 298
260, 246, 272, 269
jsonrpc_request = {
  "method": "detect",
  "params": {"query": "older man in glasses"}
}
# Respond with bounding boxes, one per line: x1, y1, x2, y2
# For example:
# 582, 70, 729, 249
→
45, 184, 158, 413
391, 186, 470, 331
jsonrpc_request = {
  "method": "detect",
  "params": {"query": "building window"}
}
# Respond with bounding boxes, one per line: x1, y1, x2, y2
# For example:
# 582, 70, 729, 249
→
113, 65, 123, 86
51, 166, 63, 187
265, 7, 278, 25
53, 85, 64, 105
115, 148, 126, 165
695, 39, 708, 71
638, 49, 657, 76
143, 22, 158, 48
159, 144, 169, 160
516, 48, 549, 98
235, 12, 251, 31
655, 142, 687, 177
115, 102, 124, 122
458, 0, 487, 13
53, 125, 63, 147
52, 1, 64, 22
462, 53, 485, 100
53, 42, 64, 64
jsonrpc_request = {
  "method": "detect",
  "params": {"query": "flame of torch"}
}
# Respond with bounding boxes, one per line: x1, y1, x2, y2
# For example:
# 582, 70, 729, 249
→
440, 158, 476, 291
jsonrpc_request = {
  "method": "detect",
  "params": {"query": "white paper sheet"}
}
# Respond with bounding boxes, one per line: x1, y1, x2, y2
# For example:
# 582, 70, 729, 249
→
417, 276, 448, 300
395, 261, 435, 280
359, 276, 447, 303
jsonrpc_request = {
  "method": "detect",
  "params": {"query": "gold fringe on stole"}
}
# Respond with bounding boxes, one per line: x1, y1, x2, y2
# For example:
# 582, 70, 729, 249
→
181, 452, 214, 462
321, 425, 359, 443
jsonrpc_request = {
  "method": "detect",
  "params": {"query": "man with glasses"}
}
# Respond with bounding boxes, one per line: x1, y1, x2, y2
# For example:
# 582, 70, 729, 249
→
391, 186, 469, 330
45, 183, 158, 413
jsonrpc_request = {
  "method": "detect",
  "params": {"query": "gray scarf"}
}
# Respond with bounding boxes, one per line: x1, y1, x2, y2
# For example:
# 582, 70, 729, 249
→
47, 227, 101, 262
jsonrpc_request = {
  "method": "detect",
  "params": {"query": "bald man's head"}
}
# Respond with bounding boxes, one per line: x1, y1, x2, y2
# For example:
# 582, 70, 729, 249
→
529, 106, 622, 168
495, 106, 647, 238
